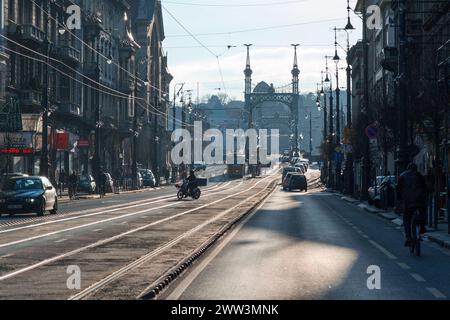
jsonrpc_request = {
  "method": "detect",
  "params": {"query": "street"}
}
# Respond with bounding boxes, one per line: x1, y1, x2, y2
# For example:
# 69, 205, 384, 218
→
162, 170, 450, 300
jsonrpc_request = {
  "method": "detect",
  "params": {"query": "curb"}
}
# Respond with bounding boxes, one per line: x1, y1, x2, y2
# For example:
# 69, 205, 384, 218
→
335, 192, 450, 251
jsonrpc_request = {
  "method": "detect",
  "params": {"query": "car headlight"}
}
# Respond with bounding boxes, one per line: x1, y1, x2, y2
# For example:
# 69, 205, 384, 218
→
25, 198, 36, 204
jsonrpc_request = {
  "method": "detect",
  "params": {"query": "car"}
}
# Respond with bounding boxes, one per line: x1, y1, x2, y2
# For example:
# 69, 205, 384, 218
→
125, 173, 144, 189
294, 163, 306, 173
280, 156, 291, 163
78, 175, 96, 194
282, 166, 302, 181
0, 173, 29, 191
283, 173, 308, 192
368, 175, 396, 207
140, 169, 156, 187
0, 176, 58, 216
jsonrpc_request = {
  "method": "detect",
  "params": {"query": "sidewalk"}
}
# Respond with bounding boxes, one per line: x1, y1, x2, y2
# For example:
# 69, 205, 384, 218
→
337, 193, 450, 250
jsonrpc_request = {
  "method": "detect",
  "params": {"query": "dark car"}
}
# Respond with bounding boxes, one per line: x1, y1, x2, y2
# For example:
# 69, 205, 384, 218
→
78, 175, 96, 194
0, 173, 29, 191
140, 170, 156, 187
0, 176, 58, 216
283, 173, 308, 192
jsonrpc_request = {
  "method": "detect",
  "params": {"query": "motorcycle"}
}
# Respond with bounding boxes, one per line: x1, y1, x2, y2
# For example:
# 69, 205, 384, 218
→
176, 180, 201, 200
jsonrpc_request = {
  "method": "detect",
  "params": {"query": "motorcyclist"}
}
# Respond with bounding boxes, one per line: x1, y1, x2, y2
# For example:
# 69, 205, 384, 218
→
185, 169, 197, 195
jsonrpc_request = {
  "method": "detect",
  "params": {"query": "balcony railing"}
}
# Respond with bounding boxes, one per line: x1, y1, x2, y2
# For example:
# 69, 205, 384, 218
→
20, 90, 42, 107
60, 101, 82, 117
18, 25, 45, 44
59, 45, 81, 65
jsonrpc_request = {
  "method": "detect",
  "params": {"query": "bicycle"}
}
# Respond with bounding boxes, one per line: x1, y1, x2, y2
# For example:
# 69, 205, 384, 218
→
408, 209, 422, 257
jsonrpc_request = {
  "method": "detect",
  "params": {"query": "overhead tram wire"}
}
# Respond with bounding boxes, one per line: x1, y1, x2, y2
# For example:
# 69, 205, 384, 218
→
0, 45, 192, 128
162, 5, 230, 100
29, 0, 169, 96
162, 0, 311, 7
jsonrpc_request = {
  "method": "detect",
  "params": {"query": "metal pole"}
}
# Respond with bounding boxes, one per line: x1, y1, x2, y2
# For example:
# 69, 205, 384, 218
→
153, 95, 159, 185
40, 0, 49, 177
132, 73, 138, 189
309, 111, 313, 158
396, 0, 409, 176
329, 75, 334, 188
93, 44, 101, 194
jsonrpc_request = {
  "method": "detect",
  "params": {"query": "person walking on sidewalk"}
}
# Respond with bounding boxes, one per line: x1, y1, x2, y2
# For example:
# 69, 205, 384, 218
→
396, 163, 428, 246
58, 169, 66, 198
68, 171, 78, 200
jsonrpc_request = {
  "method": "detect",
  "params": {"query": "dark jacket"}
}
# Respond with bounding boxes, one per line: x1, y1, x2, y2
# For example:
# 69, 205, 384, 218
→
396, 169, 427, 208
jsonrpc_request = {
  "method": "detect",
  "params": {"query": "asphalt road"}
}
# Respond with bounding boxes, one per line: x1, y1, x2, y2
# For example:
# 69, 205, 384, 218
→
166, 174, 450, 300
0, 165, 278, 299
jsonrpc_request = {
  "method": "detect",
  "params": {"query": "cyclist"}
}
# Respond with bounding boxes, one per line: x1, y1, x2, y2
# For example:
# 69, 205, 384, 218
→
396, 163, 428, 247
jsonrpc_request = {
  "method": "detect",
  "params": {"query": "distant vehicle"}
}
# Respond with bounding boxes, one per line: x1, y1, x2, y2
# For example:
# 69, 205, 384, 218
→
140, 169, 156, 187
193, 161, 207, 171
282, 166, 302, 181
280, 156, 291, 163
78, 175, 96, 194
293, 163, 306, 173
283, 173, 308, 192
227, 164, 247, 179
0, 176, 58, 216
0, 173, 29, 191
125, 173, 144, 189
176, 180, 201, 200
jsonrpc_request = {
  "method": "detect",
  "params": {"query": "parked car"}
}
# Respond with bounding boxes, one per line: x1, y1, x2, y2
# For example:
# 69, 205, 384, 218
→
368, 175, 396, 207
283, 173, 308, 192
0, 176, 58, 216
78, 175, 96, 194
280, 156, 291, 163
140, 169, 156, 187
0, 173, 29, 191
282, 166, 302, 181
125, 173, 144, 189
294, 163, 306, 174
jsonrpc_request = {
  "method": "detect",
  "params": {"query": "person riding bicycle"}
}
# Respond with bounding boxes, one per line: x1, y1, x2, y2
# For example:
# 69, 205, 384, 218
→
396, 163, 428, 247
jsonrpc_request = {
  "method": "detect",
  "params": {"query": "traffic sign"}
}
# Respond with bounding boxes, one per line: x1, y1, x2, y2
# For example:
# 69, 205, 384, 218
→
365, 125, 378, 140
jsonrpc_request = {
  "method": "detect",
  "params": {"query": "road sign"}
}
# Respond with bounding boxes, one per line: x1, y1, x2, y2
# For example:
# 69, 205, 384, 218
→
365, 125, 378, 140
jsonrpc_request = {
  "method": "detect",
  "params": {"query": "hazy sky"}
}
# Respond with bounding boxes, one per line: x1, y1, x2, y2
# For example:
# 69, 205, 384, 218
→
161, 0, 361, 101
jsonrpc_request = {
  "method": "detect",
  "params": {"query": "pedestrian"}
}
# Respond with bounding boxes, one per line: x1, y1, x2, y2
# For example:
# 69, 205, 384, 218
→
396, 163, 428, 247
99, 170, 107, 197
164, 166, 170, 185
68, 171, 78, 200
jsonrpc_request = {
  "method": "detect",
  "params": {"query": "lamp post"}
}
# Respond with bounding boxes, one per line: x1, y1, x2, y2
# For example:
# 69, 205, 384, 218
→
173, 83, 185, 131
325, 55, 334, 188
333, 27, 342, 191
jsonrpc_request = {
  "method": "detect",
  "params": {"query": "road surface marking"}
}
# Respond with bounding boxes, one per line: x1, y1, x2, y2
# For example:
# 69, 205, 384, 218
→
410, 273, 426, 282
362, 234, 369, 239
426, 288, 447, 299
368, 240, 397, 260
164, 183, 278, 301
397, 262, 411, 270
93, 229, 102, 232
0, 177, 273, 282
55, 239, 67, 243
0, 254, 13, 259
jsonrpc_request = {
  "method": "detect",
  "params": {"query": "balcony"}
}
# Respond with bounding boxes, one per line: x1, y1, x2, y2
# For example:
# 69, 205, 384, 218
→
59, 45, 81, 65
59, 101, 82, 117
18, 25, 45, 45
20, 90, 42, 108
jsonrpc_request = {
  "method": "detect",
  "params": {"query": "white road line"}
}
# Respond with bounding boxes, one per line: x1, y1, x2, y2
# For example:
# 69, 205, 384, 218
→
368, 240, 397, 260
0, 176, 274, 282
0, 181, 245, 250
362, 235, 369, 239
410, 273, 426, 282
0, 254, 13, 259
397, 262, 411, 270
55, 239, 67, 243
426, 287, 447, 299
0, 182, 230, 235
92, 229, 102, 232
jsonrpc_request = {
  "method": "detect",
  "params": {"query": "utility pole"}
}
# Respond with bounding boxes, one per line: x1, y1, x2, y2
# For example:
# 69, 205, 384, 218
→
93, 41, 101, 194
309, 111, 313, 159
40, 0, 49, 177
153, 95, 159, 186
333, 27, 342, 191
132, 72, 138, 190
325, 55, 334, 188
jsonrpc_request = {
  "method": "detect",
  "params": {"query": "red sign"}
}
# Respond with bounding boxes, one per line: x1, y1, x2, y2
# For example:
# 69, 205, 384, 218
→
78, 139, 89, 148
1, 148, 35, 155
50, 132, 70, 150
